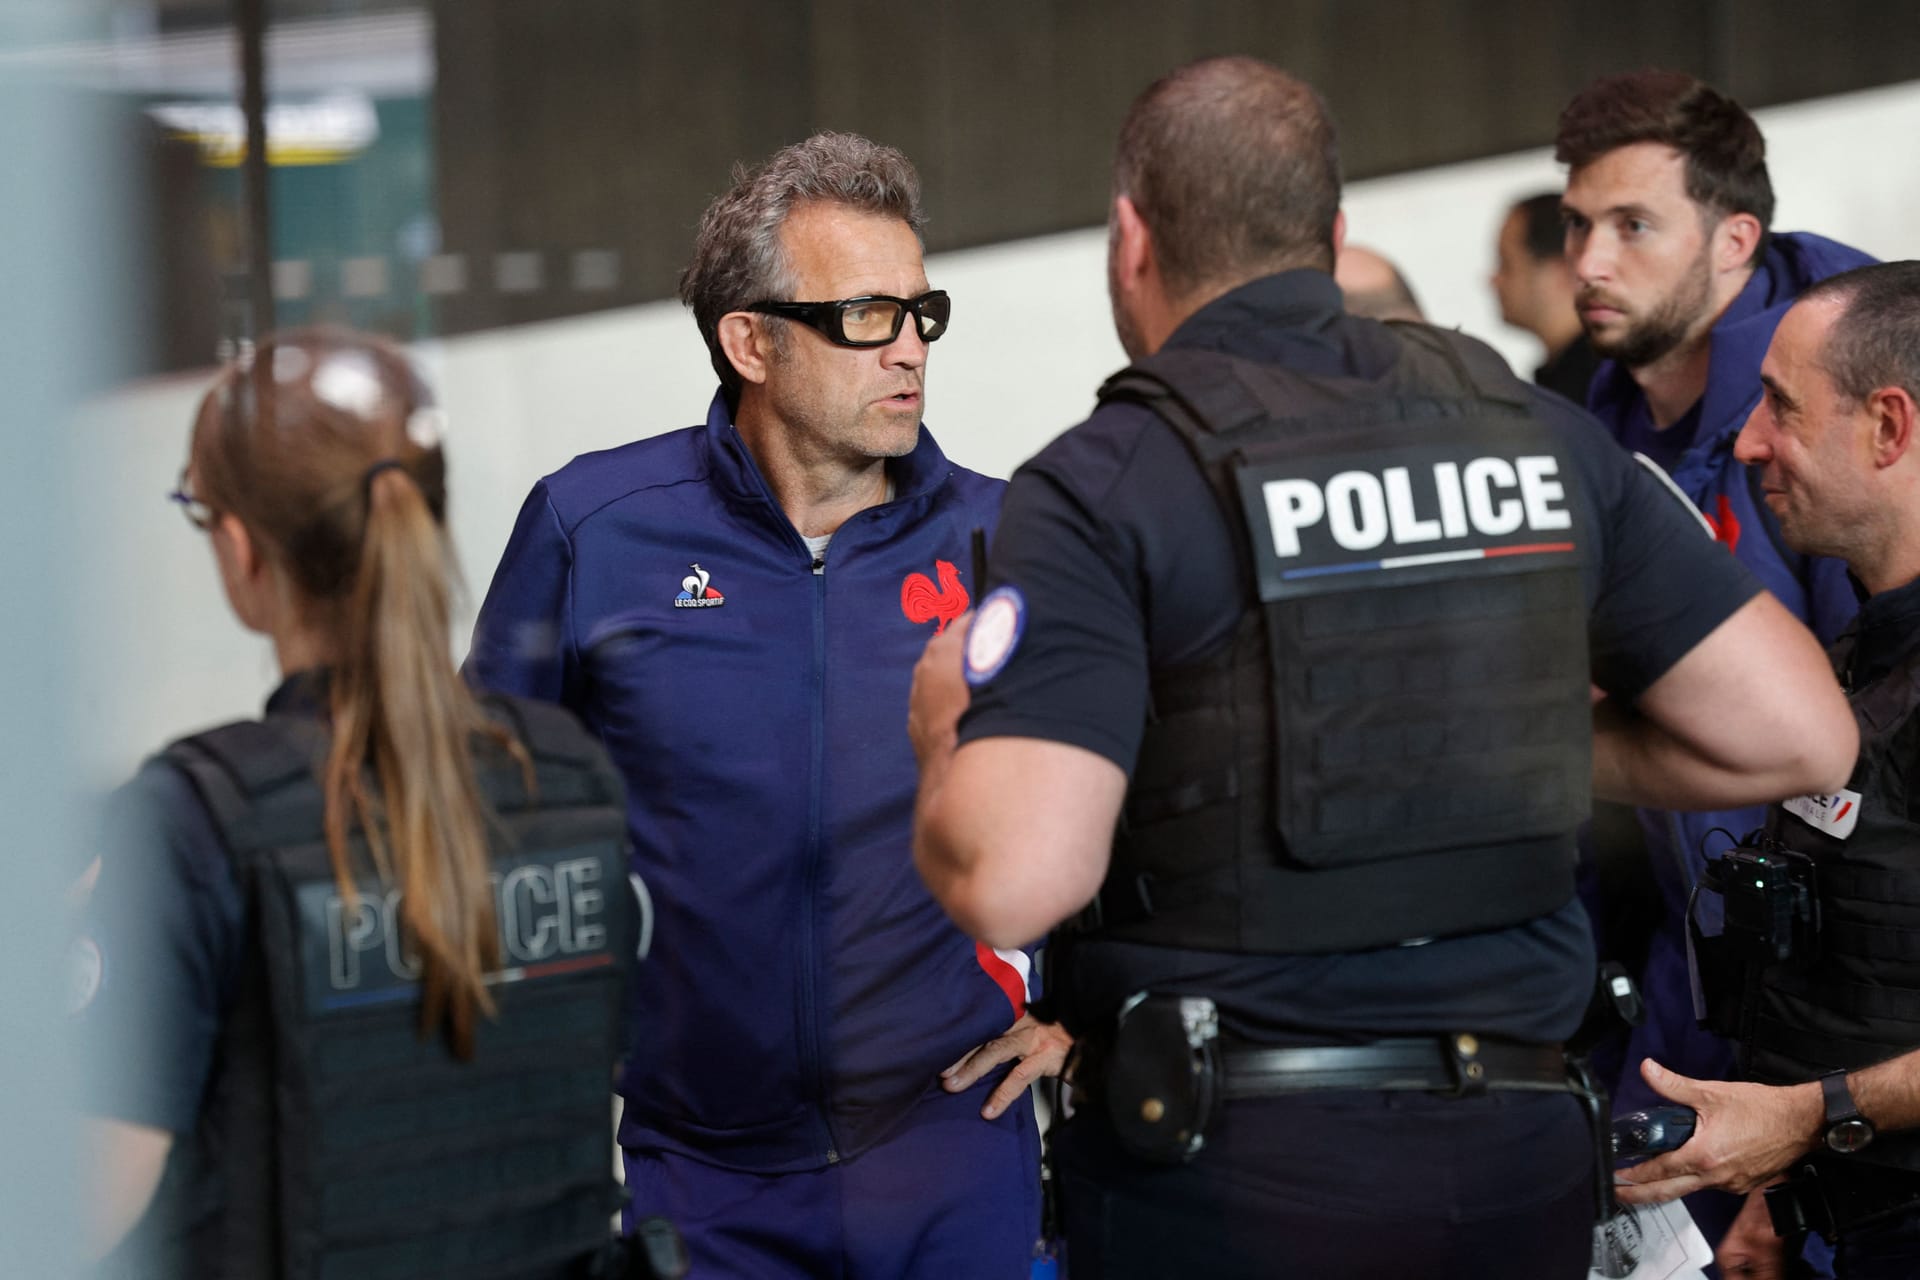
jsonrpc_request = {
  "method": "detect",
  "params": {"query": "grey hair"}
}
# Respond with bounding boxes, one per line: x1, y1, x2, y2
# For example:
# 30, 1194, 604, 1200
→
678, 131, 926, 395
1801, 262, 1920, 405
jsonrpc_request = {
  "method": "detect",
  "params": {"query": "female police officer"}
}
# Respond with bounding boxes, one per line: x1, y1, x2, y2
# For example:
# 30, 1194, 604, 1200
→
76, 330, 635, 1278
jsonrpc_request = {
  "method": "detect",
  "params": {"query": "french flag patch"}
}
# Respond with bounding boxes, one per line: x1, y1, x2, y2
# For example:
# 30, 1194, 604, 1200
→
975, 942, 1030, 1018
1782, 787, 1862, 840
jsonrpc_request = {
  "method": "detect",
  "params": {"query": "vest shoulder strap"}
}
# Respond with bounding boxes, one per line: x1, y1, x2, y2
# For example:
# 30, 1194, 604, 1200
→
1097, 322, 1535, 451
479, 692, 602, 769
1382, 320, 1534, 410
159, 717, 327, 873
475, 692, 622, 811
162, 697, 618, 855
1854, 642, 1920, 736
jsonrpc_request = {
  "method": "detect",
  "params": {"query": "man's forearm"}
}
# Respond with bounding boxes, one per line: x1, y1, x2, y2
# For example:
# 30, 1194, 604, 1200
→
914, 737, 1127, 949
1849, 1048, 1920, 1133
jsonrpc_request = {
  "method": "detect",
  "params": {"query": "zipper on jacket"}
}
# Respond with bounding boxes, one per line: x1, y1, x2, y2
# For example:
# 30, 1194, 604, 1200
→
798, 557, 840, 1165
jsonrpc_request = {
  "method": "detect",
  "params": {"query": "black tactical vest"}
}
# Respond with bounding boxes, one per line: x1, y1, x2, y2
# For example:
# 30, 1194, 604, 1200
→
1745, 638, 1920, 1178
155, 692, 633, 1280
1080, 323, 1593, 954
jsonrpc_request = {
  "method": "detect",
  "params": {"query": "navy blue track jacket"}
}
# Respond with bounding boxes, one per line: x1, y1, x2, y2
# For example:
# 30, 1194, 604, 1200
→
465, 392, 1020, 1173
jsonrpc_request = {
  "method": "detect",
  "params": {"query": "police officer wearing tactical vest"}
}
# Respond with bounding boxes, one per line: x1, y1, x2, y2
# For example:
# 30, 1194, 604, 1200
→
906, 57, 1858, 1278
1615, 262, 1920, 1279
75, 330, 645, 1279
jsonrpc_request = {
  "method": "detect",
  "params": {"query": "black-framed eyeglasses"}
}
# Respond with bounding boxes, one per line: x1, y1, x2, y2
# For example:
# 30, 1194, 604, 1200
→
168, 466, 216, 532
745, 290, 951, 347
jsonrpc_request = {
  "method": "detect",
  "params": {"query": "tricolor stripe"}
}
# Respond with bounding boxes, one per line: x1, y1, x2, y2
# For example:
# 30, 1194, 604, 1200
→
975, 941, 1030, 1018
1280, 541, 1576, 581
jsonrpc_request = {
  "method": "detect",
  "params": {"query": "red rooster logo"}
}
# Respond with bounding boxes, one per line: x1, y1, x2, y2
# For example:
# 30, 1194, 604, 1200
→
901, 559, 969, 634
1702, 494, 1742, 553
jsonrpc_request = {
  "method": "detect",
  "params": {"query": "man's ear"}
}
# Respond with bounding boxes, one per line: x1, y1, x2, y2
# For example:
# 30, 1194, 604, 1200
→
1714, 211, 1764, 276
716, 313, 771, 388
1331, 208, 1347, 261
1869, 386, 1918, 469
1112, 195, 1154, 293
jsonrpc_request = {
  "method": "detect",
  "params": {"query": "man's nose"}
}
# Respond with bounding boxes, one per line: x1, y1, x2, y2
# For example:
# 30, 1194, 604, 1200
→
1734, 405, 1772, 464
883, 318, 930, 367
1570, 229, 1610, 285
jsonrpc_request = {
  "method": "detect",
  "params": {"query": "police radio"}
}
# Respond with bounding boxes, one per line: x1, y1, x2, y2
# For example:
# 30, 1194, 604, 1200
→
1701, 837, 1820, 965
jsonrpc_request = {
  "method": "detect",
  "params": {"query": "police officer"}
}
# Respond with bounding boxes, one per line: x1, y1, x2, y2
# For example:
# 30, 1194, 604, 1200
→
75, 330, 639, 1279
1617, 262, 1920, 1279
907, 57, 1857, 1279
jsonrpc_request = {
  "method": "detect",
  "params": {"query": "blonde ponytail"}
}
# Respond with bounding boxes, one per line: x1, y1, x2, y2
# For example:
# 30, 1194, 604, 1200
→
322, 464, 508, 1059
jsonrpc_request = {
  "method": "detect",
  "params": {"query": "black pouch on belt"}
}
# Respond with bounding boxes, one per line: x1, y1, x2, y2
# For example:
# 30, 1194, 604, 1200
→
1103, 992, 1221, 1165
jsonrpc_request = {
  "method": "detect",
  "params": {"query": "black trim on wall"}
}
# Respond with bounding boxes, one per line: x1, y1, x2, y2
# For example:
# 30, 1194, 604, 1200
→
429, 0, 1918, 334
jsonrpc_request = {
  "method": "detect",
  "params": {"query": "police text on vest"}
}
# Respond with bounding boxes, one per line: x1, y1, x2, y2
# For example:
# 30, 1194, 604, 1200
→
1261, 457, 1570, 557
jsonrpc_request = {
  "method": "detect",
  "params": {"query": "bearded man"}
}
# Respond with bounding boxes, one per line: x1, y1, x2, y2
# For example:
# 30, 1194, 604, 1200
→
1555, 68, 1876, 1256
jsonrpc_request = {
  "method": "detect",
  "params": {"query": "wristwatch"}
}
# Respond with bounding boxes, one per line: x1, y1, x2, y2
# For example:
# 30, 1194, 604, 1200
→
1820, 1068, 1875, 1154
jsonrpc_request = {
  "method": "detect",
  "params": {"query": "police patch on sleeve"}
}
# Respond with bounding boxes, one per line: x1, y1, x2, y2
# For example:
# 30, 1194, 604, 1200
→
964, 586, 1027, 687
1782, 787, 1862, 840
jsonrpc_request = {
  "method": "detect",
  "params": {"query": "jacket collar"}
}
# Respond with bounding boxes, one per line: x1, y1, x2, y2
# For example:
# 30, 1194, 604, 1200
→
1165, 269, 1345, 356
1588, 233, 1878, 480
266, 667, 331, 718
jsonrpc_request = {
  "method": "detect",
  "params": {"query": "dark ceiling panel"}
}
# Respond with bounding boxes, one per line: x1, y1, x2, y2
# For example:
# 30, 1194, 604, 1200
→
427, 0, 1920, 335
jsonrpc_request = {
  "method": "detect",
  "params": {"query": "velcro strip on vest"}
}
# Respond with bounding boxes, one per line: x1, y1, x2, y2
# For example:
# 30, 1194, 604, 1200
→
1820, 916, 1920, 964
316, 1191, 613, 1280
1748, 1012, 1918, 1080
1765, 976, 1920, 1032
314, 1065, 608, 1154
318, 1134, 609, 1232
1089, 830, 1578, 955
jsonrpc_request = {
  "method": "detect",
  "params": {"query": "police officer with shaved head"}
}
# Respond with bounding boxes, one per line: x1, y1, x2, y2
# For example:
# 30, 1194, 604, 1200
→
907, 56, 1858, 1278
1614, 262, 1920, 1279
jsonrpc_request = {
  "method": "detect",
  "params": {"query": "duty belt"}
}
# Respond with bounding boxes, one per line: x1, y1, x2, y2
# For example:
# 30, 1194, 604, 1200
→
1221, 1033, 1572, 1098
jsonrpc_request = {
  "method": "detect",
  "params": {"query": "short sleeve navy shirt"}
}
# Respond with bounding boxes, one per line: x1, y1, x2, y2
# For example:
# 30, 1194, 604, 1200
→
74, 676, 331, 1135
958, 270, 1762, 1044
76, 760, 246, 1136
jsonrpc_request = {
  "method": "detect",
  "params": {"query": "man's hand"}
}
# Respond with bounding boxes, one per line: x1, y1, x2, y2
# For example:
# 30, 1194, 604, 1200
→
1716, 1188, 1789, 1279
1614, 1059, 1823, 1203
941, 1013, 1073, 1120
908, 612, 972, 770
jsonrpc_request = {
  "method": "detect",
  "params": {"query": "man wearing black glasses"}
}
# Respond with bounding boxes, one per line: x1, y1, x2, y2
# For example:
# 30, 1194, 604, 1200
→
908, 57, 1856, 1278
467, 132, 1054, 1278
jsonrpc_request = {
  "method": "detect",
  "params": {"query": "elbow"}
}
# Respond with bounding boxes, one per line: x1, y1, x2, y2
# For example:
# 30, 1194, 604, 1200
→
912, 818, 999, 939
1802, 710, 1861, 797
940, 874, 1056, 951
914, 826, 1064, 949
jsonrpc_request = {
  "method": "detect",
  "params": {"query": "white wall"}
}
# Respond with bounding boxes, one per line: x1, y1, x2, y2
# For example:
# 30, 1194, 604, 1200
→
1340, 78, 1920, 378
75, 78, 1920, 786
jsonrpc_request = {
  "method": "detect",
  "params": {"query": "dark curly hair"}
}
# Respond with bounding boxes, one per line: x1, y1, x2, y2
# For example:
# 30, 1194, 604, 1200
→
1555, 70, 1773, 263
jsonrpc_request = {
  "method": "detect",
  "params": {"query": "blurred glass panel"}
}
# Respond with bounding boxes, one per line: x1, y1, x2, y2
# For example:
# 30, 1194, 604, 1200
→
0, 4, 123, 1275
6, 2, 434, 370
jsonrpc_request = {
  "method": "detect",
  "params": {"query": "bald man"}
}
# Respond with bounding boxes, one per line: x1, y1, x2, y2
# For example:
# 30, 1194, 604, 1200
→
1334, 243, 1425, 321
